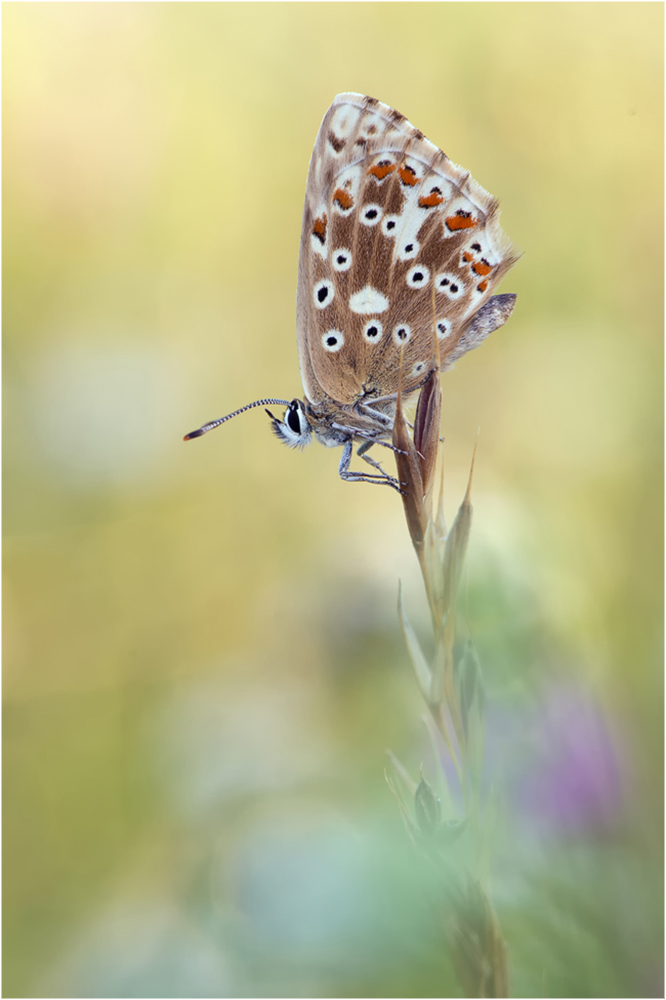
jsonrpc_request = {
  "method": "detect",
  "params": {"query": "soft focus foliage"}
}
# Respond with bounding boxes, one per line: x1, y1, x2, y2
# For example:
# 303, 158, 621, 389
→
3, 4, 662, 997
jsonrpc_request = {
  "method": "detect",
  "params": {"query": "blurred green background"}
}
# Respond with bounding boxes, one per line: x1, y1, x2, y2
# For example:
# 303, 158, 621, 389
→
3, 4, 663, 997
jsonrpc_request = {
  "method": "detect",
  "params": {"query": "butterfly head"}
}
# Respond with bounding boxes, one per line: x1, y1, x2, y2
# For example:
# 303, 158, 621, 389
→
266, 399, 313, 450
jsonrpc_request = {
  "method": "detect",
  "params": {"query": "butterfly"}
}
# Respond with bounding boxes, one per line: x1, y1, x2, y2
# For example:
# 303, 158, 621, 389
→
185, 93, 518, 490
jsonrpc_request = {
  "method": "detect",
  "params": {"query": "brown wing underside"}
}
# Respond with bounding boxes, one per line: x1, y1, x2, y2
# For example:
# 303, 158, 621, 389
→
296, 94, 519, 406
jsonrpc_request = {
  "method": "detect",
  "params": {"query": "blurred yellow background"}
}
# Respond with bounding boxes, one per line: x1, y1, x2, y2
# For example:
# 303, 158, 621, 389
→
4, 4, 662, 997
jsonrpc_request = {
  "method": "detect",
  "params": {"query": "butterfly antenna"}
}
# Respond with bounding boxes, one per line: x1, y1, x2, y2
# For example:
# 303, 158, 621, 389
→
184, 399, 292, 440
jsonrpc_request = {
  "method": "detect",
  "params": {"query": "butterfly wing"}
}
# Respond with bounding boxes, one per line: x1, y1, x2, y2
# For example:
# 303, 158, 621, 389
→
296, 93, 519, 406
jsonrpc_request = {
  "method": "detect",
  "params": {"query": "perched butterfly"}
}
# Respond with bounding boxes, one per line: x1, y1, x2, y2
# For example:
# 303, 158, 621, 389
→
185, 93, 518, 490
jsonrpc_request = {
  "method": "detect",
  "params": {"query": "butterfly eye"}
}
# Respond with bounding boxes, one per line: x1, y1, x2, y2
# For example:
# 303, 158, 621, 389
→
363, 320, 384, 343
406, 265, 431, 288
286, 405, 301, 434
270, 399, 312, 450
332, 249, 352, 272
392, 323, 412, 346
436, 319, 452, 339
314, 279, 335, 309
322, 329, 344, 353
360, 204, 383, 226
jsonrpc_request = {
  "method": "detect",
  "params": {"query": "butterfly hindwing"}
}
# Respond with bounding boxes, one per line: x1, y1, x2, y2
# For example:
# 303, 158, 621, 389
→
296, 93, 518, 407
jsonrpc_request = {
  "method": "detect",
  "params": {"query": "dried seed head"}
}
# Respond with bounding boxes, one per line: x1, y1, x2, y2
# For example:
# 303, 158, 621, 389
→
413, 369, 442, 501
393, 379, 427, 553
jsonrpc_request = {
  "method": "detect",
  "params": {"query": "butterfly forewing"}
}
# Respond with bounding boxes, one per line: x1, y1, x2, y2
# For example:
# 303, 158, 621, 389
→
297, 93, 518, 407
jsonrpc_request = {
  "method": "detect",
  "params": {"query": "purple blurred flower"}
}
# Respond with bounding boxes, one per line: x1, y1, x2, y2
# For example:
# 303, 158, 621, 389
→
487, 684, 624, 836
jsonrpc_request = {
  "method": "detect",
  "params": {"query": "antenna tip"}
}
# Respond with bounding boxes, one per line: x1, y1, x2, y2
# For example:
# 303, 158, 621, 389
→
183, 429, 204, 441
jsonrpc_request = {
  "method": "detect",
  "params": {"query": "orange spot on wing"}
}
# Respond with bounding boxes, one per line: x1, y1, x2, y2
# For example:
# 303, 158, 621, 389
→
399, 165, 419, 186
477, 279, 489, 292
369, 161, 396, 180
333, 188, 353, 210
419, 190, 444, 208
472, 260, 492, 276
446, 213, 478, 231
462, 251, 474, 262
312, 213, 327, 244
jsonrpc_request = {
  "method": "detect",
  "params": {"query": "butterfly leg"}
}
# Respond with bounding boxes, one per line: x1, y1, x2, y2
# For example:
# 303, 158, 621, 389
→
357, 441, 400, 480
338, 440, 403, 492
356, 403, 394, 429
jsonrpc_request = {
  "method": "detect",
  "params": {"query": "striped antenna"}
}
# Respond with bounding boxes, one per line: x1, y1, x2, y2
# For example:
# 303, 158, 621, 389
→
184, 399, 292, 440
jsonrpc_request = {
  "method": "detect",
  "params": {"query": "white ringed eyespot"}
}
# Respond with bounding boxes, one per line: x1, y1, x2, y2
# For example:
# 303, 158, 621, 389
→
322, 329, 344, 353
392, 323, 412, 346
435, 272, 464, 299
314, 279, 335, 309
381, 214, 401, 237
398, 239, 420, 262
406, 265, 430, 288
360, 204, 383, 226
363, 320, 383, 343
332, 249, 352, 272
